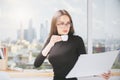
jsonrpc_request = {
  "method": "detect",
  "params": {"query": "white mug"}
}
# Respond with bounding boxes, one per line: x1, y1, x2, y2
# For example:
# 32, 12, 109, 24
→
61, 35, 68, 41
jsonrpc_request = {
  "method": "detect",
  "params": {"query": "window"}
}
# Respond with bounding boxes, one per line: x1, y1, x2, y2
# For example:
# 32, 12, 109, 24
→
0, 0, 119, 70
92, 0, 120, 69
0, 0, 87, 70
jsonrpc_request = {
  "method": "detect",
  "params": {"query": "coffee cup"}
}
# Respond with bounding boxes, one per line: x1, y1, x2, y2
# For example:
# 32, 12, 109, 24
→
61, 35, 68, 41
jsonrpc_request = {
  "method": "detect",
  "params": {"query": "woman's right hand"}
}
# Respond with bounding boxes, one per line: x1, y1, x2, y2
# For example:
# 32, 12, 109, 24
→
42, 35, 62, 56
49, 35, 62, 46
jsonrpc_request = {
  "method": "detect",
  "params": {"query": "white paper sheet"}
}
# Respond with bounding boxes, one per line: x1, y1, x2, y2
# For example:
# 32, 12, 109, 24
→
66, 50, 119, 78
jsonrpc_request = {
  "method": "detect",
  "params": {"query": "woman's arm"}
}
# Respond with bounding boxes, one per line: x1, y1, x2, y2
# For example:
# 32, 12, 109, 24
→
34, 52, 47, 68
34, 35, 62, 68
42, 35, 62, 56
34, 39, 50, 68
42, 42, 54, 56
34, 39, 49, 68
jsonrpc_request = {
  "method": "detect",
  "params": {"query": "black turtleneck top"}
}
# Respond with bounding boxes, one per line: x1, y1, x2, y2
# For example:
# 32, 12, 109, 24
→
34, 35, 86, 80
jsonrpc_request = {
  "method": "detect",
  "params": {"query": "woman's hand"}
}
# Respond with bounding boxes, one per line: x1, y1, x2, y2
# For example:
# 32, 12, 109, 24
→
42, 35, 62, 56
49, 35, 62, 45
101, 71, 111, 80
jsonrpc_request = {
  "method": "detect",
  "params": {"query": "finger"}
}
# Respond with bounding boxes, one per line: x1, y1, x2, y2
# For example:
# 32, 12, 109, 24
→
108, 71, 112, 75
104, 75, 109, 78
102, 75, 109, 80
103, 73, 109, 77
52, 36, 62, 42
102, 73, 111, 80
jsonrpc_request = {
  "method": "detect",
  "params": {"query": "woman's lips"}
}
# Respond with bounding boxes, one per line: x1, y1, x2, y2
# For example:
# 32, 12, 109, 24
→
63, 30, 67, 33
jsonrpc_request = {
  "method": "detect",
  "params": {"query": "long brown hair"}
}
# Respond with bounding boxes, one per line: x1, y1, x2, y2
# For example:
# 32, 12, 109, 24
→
48, 9, 75, 39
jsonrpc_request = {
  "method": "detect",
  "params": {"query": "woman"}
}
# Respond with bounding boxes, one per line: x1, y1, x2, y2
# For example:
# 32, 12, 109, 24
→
34, 10, 111, 80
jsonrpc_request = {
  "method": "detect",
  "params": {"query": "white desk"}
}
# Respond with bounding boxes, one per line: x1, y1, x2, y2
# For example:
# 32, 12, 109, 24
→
0, 69, 120, 80
11, 76, 120, 80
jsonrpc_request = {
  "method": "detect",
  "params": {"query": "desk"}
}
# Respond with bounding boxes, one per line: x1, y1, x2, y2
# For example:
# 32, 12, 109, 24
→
1, 69, 120, 78
0, 70, 120, 80
8, 71, 53, 78
3, 69, 53, 78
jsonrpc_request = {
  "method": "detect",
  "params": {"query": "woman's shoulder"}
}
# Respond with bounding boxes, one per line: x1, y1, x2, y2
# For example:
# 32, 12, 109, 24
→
70, 35, 84, 44
71, 35, 83, 40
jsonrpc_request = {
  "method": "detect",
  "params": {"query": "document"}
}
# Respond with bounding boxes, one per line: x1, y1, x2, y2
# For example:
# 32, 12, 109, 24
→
66, 50, 119, 78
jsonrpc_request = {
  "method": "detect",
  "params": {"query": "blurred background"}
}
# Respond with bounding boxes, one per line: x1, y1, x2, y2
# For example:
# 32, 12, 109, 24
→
0, 0, 120, 71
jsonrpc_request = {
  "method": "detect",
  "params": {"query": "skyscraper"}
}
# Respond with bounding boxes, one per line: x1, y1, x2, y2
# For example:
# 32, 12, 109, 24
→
39, 20, 48, 43
24, 19, 36, 43
17, 22, 24, 42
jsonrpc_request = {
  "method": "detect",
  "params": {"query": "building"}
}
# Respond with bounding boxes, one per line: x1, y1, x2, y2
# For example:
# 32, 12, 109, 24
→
39, 20, 48, 43
24, 20, 37, 43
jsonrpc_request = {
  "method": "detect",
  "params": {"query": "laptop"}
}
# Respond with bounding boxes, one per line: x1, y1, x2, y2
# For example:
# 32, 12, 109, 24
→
66, 50, 119, 78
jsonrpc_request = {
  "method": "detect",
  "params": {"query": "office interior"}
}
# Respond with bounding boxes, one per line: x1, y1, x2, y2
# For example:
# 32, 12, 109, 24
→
0, 0, 120, 80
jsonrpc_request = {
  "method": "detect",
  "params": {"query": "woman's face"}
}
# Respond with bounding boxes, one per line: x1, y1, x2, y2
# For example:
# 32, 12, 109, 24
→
56, 15, 71, 35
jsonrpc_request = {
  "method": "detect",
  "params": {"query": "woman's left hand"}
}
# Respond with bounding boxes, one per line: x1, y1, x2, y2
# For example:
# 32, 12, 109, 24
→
101, 71, 111, 80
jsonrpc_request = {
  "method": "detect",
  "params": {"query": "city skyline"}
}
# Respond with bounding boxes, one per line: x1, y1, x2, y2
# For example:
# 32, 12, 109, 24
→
0, 0, 120, 41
